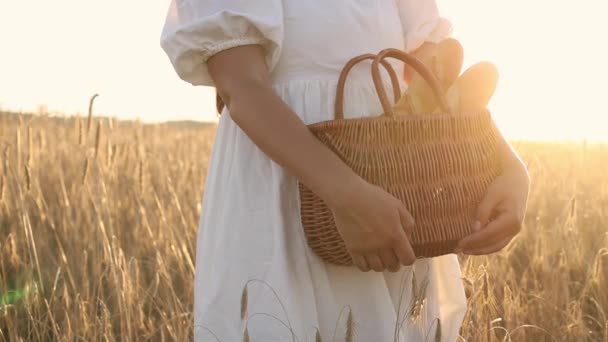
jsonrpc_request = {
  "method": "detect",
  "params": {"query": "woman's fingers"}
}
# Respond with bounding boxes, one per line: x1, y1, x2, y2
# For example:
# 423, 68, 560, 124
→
474, 182, 503, 228
333, 184, 420, 272
391, 232, 416, 266
456, 211, 520, 252
464, 235, 513, 255
365, 254, 385, 272
378, 249, 400, 272
397, 205, 416, 236
395, 207, 417, 265
352, 254, 370, 272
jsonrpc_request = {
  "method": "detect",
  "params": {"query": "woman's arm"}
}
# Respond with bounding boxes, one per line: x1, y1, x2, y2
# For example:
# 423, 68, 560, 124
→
207, 45, 417, 271
455, 116, 530, 255
208, 45, 356, 209
494, 122, 527, 171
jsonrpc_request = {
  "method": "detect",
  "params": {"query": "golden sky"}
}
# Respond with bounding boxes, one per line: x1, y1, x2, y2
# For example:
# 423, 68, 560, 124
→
0, 0, 606, 141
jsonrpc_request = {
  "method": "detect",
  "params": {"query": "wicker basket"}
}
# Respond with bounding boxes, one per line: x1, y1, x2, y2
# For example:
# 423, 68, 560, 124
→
298, 48, 503, 266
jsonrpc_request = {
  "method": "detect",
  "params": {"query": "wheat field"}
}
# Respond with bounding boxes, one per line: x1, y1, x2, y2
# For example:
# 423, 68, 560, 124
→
0, 110, 607, 341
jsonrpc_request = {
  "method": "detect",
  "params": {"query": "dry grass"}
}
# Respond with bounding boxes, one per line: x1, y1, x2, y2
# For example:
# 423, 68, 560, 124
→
1, 111, 607, 341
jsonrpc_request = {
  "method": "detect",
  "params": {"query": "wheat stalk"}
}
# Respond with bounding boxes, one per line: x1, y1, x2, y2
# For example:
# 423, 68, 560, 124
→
243, 326, 250, 342
242, 278, 296, 342
24, 164, 31, 191
27, 125, 33, 168
0, 174, 4, 205
435, 319, 442, 342
77, 116, 84, 145
94, 120, 102, 159
15, 128, 21, 177
81, 157, 89, 185
241, 285, 248, 322
87, 94, 99, 135
345, 308, 354, 342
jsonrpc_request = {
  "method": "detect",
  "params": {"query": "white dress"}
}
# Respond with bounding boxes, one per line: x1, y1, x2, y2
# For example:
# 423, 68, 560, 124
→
161, 1, 467, 341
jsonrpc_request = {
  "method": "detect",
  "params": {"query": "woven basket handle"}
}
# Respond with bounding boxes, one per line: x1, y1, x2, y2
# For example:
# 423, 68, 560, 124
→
372, 48, 451, 116
335, 54, 401, 120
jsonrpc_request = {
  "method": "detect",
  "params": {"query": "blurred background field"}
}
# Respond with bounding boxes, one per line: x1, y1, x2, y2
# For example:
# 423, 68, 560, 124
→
0, 111, 606, 341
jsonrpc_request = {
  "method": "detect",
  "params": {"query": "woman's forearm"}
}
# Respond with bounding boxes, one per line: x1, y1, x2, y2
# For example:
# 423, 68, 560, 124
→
491, 120, 528, 174
220, 78, 362, 210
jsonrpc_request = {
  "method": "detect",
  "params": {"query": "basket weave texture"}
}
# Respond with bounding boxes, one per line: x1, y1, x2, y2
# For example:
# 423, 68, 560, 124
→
298, 48, 503, 266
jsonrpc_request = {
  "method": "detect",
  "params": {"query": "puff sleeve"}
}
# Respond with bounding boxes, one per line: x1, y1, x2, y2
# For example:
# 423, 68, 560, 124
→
160, 0, 284, 86
397, 0, 453, 52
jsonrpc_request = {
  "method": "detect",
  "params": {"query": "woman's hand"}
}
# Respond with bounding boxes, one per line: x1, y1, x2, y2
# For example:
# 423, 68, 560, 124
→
455, 162, 530, 255
329, 179, 416, 272
208, 45, 415, 272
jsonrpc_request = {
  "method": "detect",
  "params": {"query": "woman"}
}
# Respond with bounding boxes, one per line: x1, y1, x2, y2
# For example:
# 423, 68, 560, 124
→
160, 1, 530, 340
